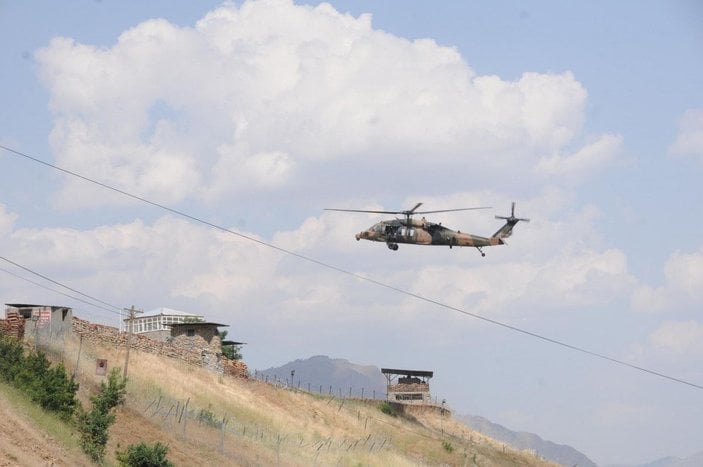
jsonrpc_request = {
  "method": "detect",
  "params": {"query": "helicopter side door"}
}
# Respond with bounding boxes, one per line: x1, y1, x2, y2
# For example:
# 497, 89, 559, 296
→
391, 226, 417, 244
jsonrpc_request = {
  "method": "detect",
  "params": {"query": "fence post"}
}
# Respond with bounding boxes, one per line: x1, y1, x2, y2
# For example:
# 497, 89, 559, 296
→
220, 416, 227, 454
72, 334, 83, 378
182, 398, 190, 438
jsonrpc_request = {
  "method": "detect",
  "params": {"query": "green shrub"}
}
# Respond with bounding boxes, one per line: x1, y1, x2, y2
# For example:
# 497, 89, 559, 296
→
13, 350, 49, 394
35, 362, 79, 420
219, 330, 242, 360
116, 442, 174, 467
0, 336, 25, 382
0, 337, 78, 420
442, 440, 454, 453
379, 402, 397, 417
197, 407, 221, 428
77, 406, 115, 462
77, 368, 127, 463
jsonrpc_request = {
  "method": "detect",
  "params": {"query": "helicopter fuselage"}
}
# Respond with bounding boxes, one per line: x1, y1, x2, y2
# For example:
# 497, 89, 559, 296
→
355, 218, 503, 251
327, 201, 527, 256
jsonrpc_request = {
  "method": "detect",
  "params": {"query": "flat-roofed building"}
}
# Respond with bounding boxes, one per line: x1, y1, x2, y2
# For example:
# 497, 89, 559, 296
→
4, 303, 72, 342
381, 368, 434, 404
122, 307, 204, 342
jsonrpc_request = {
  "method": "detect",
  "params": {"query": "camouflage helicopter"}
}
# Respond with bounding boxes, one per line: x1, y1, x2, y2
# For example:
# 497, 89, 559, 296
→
325, 202, 529, 256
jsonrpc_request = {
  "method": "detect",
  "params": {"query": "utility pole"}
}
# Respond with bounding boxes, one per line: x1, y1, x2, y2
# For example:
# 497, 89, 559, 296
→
123, 305, 142, 379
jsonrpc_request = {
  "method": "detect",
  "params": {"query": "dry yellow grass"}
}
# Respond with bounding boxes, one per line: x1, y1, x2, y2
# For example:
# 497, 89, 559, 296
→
38, 332, 557, 466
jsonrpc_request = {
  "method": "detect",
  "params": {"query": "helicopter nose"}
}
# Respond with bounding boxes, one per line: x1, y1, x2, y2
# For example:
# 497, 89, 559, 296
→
356, 231, 370, 240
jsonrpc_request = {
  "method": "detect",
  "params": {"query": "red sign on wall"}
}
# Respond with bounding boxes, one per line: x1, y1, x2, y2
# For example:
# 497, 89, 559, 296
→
96, 359, 108, 376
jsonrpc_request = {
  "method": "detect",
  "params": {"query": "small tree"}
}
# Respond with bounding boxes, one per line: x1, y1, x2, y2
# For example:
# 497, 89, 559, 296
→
13, 350, 49, 395
0, 339, 78, 420
77, 368, 127, 463
35, 362, 79, 420
218, 329, 242, 360
379, 402, 397, 417
0, 335, 24, 382
182, 316, 204, 323
116, 442, 174, 467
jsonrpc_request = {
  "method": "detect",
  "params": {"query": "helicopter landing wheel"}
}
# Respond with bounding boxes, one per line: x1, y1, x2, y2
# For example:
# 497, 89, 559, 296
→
387, 243, 399, 251
477, 247, 485, 257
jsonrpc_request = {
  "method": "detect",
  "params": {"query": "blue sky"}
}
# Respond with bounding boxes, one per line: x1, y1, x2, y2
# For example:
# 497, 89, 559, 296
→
1, 1, 702, 464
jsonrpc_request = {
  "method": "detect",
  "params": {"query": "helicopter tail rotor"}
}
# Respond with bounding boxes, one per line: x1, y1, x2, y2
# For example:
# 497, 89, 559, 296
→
492, 202, 529, 239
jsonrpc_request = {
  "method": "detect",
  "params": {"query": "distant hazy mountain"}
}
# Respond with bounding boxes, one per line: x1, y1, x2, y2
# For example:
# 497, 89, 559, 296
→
258, 355, 388, 399
459, 414, 597, 467
606, 451, 703, 467
262, 355, 599, 467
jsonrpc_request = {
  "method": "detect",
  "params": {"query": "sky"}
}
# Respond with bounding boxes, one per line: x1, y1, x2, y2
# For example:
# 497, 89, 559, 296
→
1, 1, 702, 464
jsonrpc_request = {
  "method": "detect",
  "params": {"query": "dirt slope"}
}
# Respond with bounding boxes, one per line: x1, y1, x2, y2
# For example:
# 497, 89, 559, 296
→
0, 393, 91, 467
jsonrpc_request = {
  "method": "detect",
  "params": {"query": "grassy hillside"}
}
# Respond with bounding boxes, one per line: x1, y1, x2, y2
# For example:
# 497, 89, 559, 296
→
22, 332, 558, 466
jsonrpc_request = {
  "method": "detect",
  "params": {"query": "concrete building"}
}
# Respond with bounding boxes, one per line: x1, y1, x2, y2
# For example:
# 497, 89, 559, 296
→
122, 307, 204, 342
4, 303, 73, 343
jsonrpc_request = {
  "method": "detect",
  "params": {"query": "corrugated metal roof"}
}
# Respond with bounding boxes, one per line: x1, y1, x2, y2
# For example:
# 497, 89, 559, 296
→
5, 303, 70, 309
144, 307, 203, 317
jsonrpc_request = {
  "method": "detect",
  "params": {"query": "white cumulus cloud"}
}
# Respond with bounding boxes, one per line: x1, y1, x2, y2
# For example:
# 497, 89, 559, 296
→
535, 133, 623, 182
34, 0, 615, 208
631, 246, 703, 312
649, 321, 703, 355
669, 108, 703, 162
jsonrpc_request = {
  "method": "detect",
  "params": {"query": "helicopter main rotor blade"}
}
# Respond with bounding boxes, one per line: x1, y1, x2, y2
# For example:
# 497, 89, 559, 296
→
413, 206, 492, 215
407, 202, 423, 214
325, 205, 492, 216
324, 208, 405, 215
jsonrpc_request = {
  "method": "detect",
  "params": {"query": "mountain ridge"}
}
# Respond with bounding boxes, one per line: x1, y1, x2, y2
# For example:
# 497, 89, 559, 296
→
458, 414, 597, 467
263, 354, 598, 466
605, 451, 703, 467
259, 354, 388, 399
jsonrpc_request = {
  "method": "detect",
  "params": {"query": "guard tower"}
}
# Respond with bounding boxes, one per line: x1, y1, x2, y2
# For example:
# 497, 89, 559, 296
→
381, 368, 433, 404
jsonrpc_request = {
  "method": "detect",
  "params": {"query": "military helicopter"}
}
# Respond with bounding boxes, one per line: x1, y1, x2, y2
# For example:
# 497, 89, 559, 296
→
325, 202, 529, 256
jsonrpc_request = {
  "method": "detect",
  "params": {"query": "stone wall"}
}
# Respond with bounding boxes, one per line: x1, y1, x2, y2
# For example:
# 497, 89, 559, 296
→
388, 383, 430, 393
72, 317, 248, 378
223, 358, 249, 379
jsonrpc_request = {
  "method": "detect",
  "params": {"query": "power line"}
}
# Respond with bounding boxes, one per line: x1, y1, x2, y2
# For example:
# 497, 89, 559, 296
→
1, 143, 701, 391
0, 254, 123, 313
0, 264, 122, 316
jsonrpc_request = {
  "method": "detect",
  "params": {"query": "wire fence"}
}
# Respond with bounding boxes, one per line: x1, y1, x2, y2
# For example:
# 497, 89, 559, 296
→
251, 370, 386, 401
134, 394, 395, 466
250, 370, 450, 408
